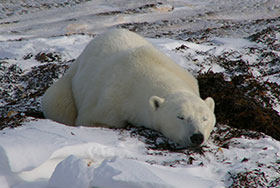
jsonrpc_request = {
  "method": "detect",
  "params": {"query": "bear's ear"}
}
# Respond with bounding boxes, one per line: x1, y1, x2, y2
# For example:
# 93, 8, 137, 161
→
149, 96, 165, 111
205, 97, 215, 112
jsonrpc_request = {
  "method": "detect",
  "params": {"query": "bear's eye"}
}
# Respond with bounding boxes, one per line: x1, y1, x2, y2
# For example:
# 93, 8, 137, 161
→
177, 115, 184, 120
202, 117, 208, 122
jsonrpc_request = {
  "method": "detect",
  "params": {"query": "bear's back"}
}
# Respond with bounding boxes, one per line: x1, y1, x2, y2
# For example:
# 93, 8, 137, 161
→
80, 29, 152, 59
73, 29, 200, 101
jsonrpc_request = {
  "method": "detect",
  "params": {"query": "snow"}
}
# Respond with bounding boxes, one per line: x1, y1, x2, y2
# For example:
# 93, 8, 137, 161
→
1, 0, 280, 187
90, 157, 223, 188
0, 35, 91, 70
0, 120, 223, 188
1, 119, 280, 187
49, 155, 222, 188
211, 37, 260, 49
49, 155, 90, 188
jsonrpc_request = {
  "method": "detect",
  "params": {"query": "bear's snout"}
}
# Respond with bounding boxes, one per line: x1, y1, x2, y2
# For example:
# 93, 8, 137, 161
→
190, 133, 204, 147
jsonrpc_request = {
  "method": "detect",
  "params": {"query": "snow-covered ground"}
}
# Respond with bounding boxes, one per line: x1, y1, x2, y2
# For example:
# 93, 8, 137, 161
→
0, 120, 225, 188
0, 0, 280, 187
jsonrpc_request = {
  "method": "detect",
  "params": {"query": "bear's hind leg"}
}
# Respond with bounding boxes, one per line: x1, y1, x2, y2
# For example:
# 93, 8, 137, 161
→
42, 74, 77, 126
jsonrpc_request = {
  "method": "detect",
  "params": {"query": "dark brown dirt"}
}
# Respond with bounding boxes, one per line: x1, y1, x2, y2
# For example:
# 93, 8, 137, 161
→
197, 71, 280, 141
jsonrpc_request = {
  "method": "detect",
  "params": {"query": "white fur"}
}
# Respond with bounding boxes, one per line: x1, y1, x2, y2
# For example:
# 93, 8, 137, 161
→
42, 29, 216, 147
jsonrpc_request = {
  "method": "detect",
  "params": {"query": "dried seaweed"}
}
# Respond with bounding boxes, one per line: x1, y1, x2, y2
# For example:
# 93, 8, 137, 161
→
198, 71, 280, 141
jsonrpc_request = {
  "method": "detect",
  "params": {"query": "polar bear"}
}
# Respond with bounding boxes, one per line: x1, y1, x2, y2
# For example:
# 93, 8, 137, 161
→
42, 29, 216, 148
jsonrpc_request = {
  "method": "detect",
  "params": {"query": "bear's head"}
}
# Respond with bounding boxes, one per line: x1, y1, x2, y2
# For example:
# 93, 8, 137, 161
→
149, 92, 216, 148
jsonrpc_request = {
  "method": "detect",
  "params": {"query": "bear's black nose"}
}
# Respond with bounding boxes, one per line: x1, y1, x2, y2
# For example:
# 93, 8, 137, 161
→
190, 133, 204, 146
